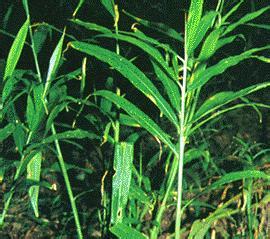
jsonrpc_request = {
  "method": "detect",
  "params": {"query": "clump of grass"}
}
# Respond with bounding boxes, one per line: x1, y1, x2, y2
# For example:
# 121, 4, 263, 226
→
1, 0, 270, 238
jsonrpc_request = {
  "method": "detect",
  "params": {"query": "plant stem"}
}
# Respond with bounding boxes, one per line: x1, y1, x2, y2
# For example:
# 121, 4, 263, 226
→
175, 16, 188, 238
150, 155, 178, 239
24, 4, 83, 237
51, 124, 83, 239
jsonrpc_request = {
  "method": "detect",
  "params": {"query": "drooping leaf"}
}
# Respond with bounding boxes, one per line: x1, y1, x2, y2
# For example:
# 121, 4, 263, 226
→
27, 151, 42, 217
94, 90, 177, 155
70, 41, 179, 128
193, 82, 270, 122
216, 34, 245, 51
42, 129, 99, 144
111, 142, 134, 224
97, 32, 176, 80
223, 6, 270, 36
208, 170, 270, 191
123, 10, 183, 41
221, 0, 244, 24
189, 208, 237, 239
184, 147, 210, 165
188, 46, 270, 91
110, 223, 147, 239
70, 19, 112, 33
4, 19, 29, 80
245, 23, 270, 31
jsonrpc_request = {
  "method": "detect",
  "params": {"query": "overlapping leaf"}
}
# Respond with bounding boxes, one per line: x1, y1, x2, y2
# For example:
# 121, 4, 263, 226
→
94, 90, 177, 155
70, 41, 179, 128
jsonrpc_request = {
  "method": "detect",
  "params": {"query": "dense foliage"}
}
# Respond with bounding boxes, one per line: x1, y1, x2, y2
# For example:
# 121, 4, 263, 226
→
0, 0, 270, 238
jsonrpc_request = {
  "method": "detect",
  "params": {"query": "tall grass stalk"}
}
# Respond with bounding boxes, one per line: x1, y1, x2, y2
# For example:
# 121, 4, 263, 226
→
22, 2, 83, 237
175, 17, 188, 237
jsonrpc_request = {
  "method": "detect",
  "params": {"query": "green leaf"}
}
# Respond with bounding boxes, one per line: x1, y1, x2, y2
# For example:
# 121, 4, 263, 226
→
70, 41, 179, 128
119, 113, 140, 127
72, 0, 85, 17
188, 46, 270, 91
70, 19, 112, 33
151, 60, 180, 111
101, 0, 115, 18
187, 0, 204, 56
191, 11, 218, 54
221, 0, 244, 24
94, 90, 177, 155
245, 23, 270, 31
194, 82, 270, 122
27, 84, 45, 132
4, 19, 29, 80
198, 28, 222, 61
42, 129, 99, 144
45, 102, 69, 135
33, 25, 49, 55
13, 124, 26, 154
223, 6, 270, 36
129, 184, 151, 205
27, 151, 42, 217
0, 123, 15, 142
110, 223, 147, 239
216, 34, 245, 51
26, 94, 35, 130
97, 32, 176, 80
184, 147, 209, 165
209, 170, 270, 191
111, 142, 134, 224
123, 10, 183, 41
189, 208, 237, 239
43, 32, 65, 97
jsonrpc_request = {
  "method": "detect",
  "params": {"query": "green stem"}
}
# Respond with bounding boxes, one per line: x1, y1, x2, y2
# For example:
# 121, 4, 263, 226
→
150, 155, 178, 239
175, 18, 188, 238
26, 3, 83, 237
51, 124, 83, 239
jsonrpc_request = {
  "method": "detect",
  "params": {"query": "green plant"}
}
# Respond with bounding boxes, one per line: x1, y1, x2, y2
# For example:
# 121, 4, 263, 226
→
70, 0, 270, 238
0, 1, 101, 238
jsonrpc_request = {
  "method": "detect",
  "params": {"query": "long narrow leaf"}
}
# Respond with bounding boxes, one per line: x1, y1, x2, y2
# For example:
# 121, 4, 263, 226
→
27, 151, 42, 217
208, 170, 270, 191
192, 11, 218, 54
193, 82, 270, 122
43, 32, 65, 97
70, 41, 179, 128
188, 46, 270, 91
151, 60, 180, 111
94, 90, 177, 155
111, 142, 134, 224
110, 223, 147, 239
123, 10, 183, 41
0, 123, 15, 141
223, 6, 270, 36
97, 32, 176, 80
187, 0, 204, 56
4, 19, 29, 80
